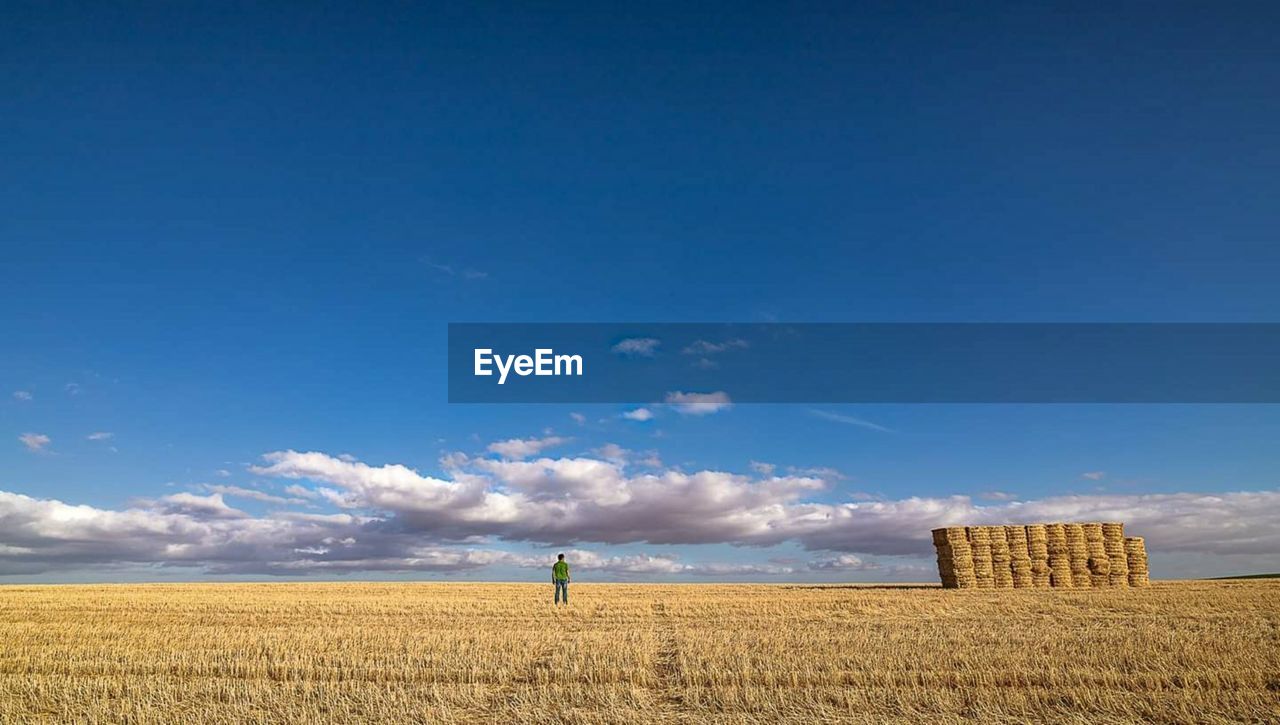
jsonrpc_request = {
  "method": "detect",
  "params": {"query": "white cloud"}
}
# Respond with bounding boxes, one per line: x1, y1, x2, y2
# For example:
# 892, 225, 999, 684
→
215, 469, 231, 478
0, 486, 807, 577
18, 433, 51, 453
154, 492, 246, 519
980, 490, 1016, 501
1082, 471, 1106, 480
664, 391, 732, 416
254, 449, 825, 545
750, 461, 776, 476
786, 466, 846, 481
12, 390, 32, 402
594, 443, 629, 464
682, 339, 748, 355
87, 432, 113, 441
249, 450, 1280, 563
486, 436, 569, 460
2, 447, 1279, 579
807, 554, 875, 571
283, 485, 320, 500
611, 338, 660, 357
569, 412, 586, 425
64, 383, 81, 396
622, 407, 654, 421
788, 490, 1280, 559
201, 484, 309, 506
809, 409, 893, 432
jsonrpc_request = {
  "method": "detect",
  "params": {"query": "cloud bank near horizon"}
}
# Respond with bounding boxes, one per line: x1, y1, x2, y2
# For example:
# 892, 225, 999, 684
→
2, 448, 1277, 578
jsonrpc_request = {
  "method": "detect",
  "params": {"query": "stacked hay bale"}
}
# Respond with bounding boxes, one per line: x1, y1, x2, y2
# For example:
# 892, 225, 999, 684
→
1125, 537, 1150, 587
1005, 525, 1033, 588
1044, 523, 1074, 588
1082, 523, 1111, 588
1064, 523, 1091, 588
968, 526, 995, 589
988, 526, 1014, 589
1024, 524, 1052, 587
931, 527, 977, 589
931, 521, 1149, 590
1102, 522, 1129, 587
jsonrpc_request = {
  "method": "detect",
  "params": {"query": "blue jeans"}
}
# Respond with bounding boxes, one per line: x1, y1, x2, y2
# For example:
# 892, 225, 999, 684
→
554, 579, 569, 604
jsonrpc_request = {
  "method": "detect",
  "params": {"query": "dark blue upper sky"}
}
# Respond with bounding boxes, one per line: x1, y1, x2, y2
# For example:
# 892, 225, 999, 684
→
2, 2, 1278, 581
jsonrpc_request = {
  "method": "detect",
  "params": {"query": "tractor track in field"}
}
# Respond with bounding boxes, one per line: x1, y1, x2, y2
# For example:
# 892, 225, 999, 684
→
650, 600, 686, 716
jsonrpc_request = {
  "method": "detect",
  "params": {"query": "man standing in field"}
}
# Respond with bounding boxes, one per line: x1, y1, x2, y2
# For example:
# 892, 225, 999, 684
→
552, 553, 570, 605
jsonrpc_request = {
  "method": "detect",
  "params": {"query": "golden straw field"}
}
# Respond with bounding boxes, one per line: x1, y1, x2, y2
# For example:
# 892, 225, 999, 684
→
1, 581, 1278, 724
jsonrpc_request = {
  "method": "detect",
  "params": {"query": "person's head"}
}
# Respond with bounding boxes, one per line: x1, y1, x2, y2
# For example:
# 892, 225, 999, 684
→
557, 553, 565, 561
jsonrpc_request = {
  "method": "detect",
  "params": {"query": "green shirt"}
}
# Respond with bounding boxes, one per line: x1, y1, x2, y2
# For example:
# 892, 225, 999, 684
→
552, 561, 569, 580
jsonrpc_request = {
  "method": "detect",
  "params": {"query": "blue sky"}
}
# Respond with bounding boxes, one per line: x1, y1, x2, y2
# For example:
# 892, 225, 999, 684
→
2, 2, 1278, 582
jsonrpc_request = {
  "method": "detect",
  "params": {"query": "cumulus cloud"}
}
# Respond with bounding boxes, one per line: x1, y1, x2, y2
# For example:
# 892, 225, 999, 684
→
0, 487, 797, 578
283, 485, 319, 500
622, 407, 654, 421
637, 452, 663, 468
569, 412, 586, 425
664, 391, 732, 416
202, 484, 309, 506
788, 490, 1280, 558
1082, 471, 1106, 480
87, 432, 113, 441
611, 337, 660, 357
18, 433, 51, 453
593, 443, 629, 464
154, 492, 246, 519
258, 449, 826, 546
807, 554, 875, 571
12, 390, 32, 402
786, 466, 846, 481
486, 436, 569, 460
2, 447, 1279, 579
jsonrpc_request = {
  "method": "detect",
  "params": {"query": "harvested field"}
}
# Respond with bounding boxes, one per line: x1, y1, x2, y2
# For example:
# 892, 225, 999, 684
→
1, 581, 1277, 724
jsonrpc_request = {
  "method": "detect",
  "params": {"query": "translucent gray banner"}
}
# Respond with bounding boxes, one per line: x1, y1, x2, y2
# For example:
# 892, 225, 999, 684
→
447, 323, 1280, 403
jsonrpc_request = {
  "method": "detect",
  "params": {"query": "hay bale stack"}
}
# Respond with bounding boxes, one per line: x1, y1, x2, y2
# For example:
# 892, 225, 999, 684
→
1025, 524, 1052, 587
931, 527, 976, 589
1005, 525, 1033, 588
1124, 536, 1150, 587
988, 526, 1014, 589
1102, 522, 1129, 587
1064, 523, 1091, 588
931, 520, 1149, 591
1044, 523, 1074, 588
967, 526, 995, 589
1082, 522, 1111, 588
